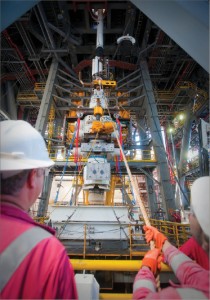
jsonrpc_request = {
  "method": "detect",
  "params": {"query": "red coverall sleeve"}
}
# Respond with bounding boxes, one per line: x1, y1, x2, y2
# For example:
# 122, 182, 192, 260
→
164, 245, 209, 291
132, 267, 157, 299
53, 251, 78, 299
132, 245, 209, 299
132, 267, 181, 299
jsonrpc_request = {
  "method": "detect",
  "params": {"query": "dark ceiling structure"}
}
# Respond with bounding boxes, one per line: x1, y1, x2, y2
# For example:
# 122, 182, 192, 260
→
1, 0, 209, 126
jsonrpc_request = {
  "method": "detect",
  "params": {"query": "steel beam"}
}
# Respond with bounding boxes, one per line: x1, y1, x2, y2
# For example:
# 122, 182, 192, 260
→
37, 173, 53, 217
6, 81, 17, 120
145, 175, 158, 217
35, 58, 58, 135
178, 110, 192, 207
131, 0, 209, 72
140, 60, 176, 217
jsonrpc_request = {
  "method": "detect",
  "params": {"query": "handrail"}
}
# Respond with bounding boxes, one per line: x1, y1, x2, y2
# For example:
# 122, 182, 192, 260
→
148, 218, 190, 248
70, 258, 171, 272
49, 149, 157, 163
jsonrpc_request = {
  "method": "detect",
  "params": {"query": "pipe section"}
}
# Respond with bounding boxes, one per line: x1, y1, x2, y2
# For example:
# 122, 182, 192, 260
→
70, 259, 171, 272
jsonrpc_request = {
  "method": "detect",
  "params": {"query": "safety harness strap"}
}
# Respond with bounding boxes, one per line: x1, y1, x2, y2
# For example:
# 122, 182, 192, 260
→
0, 226, 52, 292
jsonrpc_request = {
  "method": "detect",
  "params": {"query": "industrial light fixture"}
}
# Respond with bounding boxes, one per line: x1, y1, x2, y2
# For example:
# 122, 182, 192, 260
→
95, 242, 102, 252
90, 240, 102, 251
178, 113, 184, 121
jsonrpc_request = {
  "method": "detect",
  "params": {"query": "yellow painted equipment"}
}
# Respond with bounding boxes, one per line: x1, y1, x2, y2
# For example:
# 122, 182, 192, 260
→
103, 122, 115, 133
91, 121, 115, 133
93, 79, 117, 88
119, 110, 130, 119
94, 106, 104, 116
70, 259, 171, 272
91, 120, 104, 133
67, 110, 77, 118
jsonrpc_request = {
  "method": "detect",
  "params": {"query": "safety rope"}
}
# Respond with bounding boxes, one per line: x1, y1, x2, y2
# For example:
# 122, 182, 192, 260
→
115, 118, 163, 290
116, 118, 123, 161
104, 97, 161, 289
104, 98, 155, 247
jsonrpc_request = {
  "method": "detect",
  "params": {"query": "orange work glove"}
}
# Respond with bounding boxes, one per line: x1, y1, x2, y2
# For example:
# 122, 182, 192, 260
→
143, 225, 167, 249
141, 248, 162, 275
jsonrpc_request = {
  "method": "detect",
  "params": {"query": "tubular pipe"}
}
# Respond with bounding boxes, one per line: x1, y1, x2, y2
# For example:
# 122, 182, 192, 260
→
70, 259, 171, 272
96, 9, 104, 49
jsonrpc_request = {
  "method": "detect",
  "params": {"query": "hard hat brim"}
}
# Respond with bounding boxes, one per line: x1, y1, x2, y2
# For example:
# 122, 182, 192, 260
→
191, 176, 210, 239
0, 156, 54, 171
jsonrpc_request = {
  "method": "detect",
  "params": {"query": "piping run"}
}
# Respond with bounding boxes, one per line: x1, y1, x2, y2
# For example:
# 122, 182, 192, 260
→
70, 259, 171, 272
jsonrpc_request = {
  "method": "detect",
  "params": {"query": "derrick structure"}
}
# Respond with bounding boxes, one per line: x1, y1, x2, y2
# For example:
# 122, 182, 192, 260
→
32, 7, 180, 262
1, 1, 209, 296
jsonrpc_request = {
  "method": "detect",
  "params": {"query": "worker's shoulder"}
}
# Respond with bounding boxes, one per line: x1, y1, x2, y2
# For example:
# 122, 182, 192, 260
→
30, 225, 67, 257
183, 237, 200, 248
32, 225, 60, 243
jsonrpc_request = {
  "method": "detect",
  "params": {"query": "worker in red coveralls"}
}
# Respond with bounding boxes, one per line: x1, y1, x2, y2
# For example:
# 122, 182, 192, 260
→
179, 236, 209, 270
0, 120, 78, 299
133, 176, 210, 299
170, 209, 181, 223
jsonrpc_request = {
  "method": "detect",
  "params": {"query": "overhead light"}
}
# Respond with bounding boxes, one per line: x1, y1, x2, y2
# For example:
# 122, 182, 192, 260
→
117, 34, 136, 45
179, 114, 184, 121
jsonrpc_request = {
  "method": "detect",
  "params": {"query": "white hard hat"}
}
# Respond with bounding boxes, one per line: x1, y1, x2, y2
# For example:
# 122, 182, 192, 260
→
191, 176, 210, 238
0, 120, 54, 176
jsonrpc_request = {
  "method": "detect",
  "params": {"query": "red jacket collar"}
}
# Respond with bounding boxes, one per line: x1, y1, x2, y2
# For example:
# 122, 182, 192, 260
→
0, 202, 55, 235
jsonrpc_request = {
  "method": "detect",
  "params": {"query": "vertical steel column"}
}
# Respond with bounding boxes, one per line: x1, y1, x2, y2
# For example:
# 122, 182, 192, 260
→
137, 116, 151, 160
35, 58, 58, 135
169, 130, 182, 209
106, 176, 116, 206
178, 111, 192, 176
84, 191, 89, 205
6, 81, 17, 120
37, 173, 53, 217
140, 60, 176, 218
198, 119, 209, 176
177, 110, 192, 207
145, 174, 158, 217
136, 116, 157, 212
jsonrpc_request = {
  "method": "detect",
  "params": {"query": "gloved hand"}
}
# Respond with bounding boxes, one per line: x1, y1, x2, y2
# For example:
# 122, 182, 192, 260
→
143, 225, 167, 249
142, 248, 162, 275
